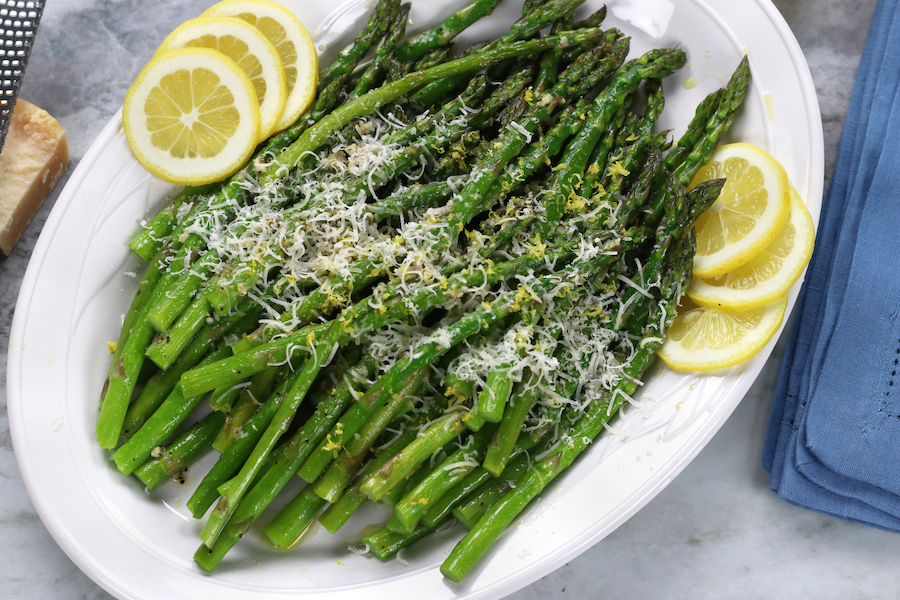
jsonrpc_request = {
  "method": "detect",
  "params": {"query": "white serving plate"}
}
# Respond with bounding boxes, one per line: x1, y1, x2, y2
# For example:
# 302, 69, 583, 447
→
8, 0, 823, 598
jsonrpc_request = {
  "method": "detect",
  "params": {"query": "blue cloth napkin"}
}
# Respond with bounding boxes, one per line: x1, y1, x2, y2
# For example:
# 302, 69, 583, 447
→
763, 0, 900, 531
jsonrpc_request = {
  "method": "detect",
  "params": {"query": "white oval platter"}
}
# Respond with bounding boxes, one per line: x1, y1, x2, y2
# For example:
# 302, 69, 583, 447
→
8, 0, 823, 598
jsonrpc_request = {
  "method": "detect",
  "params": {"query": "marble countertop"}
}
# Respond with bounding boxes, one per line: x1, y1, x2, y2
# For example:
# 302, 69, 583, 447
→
0, 0, 892, 598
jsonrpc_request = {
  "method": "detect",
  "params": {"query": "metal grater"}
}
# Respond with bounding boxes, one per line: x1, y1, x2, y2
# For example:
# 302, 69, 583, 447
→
0, 0, 44, 155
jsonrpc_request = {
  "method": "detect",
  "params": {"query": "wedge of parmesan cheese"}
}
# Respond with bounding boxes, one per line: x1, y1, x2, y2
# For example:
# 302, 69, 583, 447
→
0, 99, 70, 255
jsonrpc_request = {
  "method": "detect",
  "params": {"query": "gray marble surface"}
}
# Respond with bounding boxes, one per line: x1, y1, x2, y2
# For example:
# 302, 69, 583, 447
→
0, 0, 891, 598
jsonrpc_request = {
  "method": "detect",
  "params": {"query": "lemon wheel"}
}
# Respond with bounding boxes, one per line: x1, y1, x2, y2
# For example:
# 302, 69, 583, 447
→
204, 0, 318, 132
157, 15, 288, 141
687, 186, 815, 311
656, 295, 787, 372
690, 143, 791, 278
123, 47, 261, 186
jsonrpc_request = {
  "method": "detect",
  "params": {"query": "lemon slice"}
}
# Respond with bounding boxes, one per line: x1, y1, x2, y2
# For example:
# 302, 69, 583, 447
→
123, 47, 261, 185
687, 186, 815, 311
657, 295, 787, 372
157, 15, 287, 141
204, 0, 318, 132
690, 143, 791, 279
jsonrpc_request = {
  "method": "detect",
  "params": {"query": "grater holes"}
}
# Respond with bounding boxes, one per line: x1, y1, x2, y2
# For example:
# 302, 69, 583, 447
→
0, 0, 41, 149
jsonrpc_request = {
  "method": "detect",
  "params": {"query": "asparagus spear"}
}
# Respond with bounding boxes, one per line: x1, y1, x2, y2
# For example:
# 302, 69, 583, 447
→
346, 3, 411, 102
394, 0, 506, 62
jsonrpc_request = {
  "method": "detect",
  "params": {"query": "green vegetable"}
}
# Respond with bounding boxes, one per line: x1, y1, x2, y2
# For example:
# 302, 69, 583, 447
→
95, 0, 751, 581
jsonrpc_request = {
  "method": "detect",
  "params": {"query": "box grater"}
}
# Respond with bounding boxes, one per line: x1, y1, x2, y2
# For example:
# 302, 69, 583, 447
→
0, 0, 44, 154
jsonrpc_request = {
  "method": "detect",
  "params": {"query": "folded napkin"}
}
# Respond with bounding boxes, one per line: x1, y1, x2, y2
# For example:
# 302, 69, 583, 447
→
763, 0, 900, 531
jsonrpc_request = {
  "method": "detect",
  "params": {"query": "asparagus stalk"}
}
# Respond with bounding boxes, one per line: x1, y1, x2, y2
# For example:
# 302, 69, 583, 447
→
394, 0, 506, 62
346, 3, 411, 102
318, 0, 401, 94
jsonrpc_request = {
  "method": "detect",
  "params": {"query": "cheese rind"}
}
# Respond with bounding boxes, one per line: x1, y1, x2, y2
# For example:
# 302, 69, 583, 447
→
0, 99, 70, 255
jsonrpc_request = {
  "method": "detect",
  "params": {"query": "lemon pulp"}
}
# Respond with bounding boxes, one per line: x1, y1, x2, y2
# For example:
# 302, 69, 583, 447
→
146, 66, 241, 158
690, 143, 790, 278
